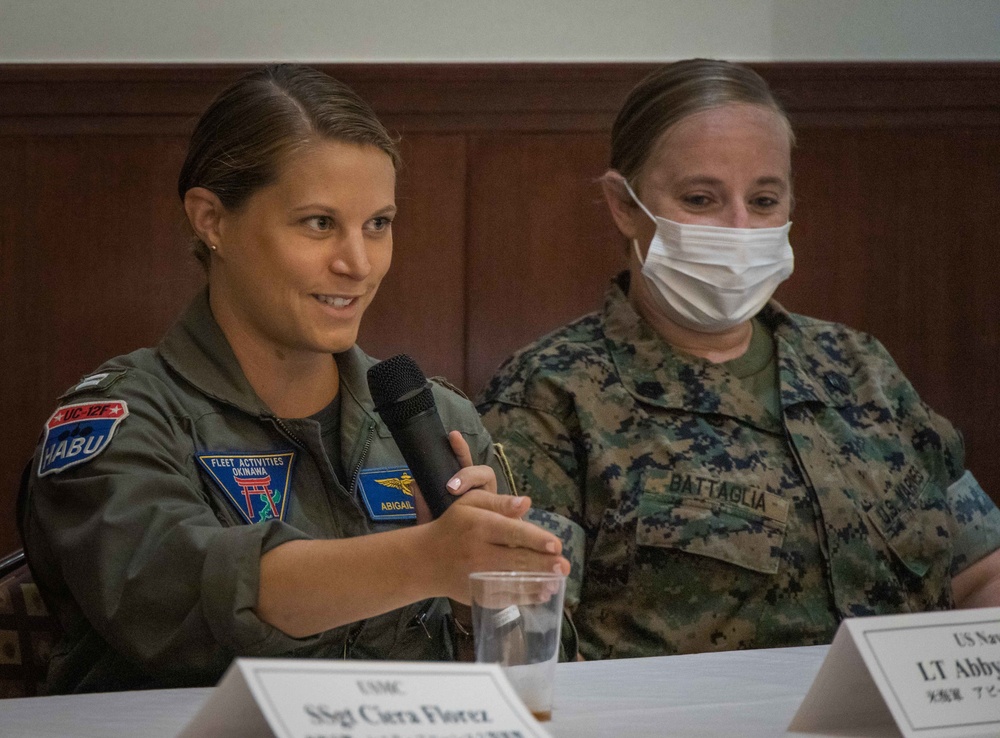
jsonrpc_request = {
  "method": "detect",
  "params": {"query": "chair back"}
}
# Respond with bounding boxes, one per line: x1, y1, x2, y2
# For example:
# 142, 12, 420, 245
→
0, 549, 62, 698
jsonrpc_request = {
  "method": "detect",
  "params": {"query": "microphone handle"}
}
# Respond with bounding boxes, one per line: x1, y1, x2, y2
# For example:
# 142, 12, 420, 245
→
389, 407, 462, 519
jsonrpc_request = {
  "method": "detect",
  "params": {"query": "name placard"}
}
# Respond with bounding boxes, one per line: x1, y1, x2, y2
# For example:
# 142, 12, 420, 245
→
176, 659, 552, 738
789, 607, 1000, 738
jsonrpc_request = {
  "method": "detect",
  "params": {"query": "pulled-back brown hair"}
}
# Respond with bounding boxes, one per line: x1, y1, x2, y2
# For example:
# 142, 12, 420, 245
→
178, 64, 400, 268
611, 59, 793, 188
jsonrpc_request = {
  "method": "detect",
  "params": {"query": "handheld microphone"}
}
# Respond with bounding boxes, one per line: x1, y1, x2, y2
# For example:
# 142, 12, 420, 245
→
367, 354, 462, 519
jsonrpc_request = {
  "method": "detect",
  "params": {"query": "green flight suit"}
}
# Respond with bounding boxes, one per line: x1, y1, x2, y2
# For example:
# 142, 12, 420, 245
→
20, 291, 510, 693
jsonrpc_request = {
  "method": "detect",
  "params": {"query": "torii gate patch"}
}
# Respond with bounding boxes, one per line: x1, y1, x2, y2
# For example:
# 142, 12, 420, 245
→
197, 452, 295, 524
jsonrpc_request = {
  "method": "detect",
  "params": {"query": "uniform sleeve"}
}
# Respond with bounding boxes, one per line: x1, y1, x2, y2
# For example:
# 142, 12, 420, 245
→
478, 399, 587, 611
22, 377, 323, 686
946, 471, 1000, 576
851, 331, 1000, 583
900, 362, 1000, 580
431, 380, 515, 497
463, 403, 515, 498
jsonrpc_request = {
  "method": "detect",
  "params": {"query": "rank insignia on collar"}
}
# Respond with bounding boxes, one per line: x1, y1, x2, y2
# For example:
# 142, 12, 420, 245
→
38, 400, 129, 477
357, 466, 417, 522
197, 452, 295, 525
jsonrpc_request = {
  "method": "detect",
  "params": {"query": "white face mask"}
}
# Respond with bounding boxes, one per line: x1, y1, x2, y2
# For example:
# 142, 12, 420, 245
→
624, 180, 794, 333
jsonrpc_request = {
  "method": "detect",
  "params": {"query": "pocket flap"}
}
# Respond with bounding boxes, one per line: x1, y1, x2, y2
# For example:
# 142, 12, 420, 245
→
866, 467, 948, 578
637, 492, 788, 575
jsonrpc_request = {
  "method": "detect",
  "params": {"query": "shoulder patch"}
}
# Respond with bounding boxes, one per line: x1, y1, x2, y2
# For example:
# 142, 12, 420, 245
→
38, 400, 129, 477
197, 453, 295, 525
357, 466, 417, 521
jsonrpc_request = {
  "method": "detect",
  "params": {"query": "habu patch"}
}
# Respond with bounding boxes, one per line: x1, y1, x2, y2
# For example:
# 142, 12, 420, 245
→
197, 453, 295, 524
357, 466, 417, 522
38, 400, 129, 477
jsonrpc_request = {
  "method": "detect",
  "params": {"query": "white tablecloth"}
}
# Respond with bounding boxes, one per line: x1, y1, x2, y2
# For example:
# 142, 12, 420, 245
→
0, 645, 894, 737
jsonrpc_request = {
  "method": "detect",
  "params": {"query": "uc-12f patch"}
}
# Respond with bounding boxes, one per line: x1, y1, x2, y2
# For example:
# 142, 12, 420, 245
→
38, 400, 129, 477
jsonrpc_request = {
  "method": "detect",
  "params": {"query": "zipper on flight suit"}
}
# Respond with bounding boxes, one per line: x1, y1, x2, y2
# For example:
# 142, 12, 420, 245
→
412, 603, 434, 640
348, 422, 376, 495
268, 411, 382, 658
341, 421, 376, 659
269, 415, 307, 450
271, 412, 363, 504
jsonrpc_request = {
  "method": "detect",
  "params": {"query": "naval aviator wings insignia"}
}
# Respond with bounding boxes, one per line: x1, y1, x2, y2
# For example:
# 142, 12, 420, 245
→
358, 466, 417, 521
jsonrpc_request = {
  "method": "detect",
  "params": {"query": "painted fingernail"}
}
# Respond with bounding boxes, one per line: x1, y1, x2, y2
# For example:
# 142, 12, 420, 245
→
447, 478, 461, 490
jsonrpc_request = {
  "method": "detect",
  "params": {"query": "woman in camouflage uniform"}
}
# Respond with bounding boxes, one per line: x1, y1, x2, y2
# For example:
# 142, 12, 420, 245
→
19, 65, 569, 693
478, 59, 1000, 661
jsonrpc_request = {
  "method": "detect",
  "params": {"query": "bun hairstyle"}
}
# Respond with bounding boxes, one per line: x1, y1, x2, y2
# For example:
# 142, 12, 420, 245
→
177, 64, 400, 268
610, 59, 794, 188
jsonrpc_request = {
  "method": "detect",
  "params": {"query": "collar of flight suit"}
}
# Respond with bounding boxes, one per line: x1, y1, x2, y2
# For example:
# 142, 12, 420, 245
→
603, 272, 851, 422
157, 289, 392, 441
158, 289, 269, 416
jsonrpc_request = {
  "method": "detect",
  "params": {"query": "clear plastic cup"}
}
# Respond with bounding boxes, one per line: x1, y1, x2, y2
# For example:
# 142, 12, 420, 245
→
469, 571, 566, 721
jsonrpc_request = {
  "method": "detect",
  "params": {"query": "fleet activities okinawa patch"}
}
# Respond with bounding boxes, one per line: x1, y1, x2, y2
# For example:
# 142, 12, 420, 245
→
357, 466, 418, 521
197, 452, 295, 524
38, 400, 130, 477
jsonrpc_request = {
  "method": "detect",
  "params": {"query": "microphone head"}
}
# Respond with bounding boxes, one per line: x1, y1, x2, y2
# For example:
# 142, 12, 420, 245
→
367, 354, 436, 427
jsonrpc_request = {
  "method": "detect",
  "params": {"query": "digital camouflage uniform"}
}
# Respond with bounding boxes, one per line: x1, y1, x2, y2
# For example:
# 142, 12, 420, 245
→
478, 273, 1000, 660
19, 291, 510, 693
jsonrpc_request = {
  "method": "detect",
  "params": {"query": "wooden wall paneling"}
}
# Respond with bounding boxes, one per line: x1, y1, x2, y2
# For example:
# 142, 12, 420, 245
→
0, 139, 27, 554
5, 64, 1000, 134
356, 133, 468, 383
761, 63, 1000, 129
0, 134, 201, 553
776, 124, 1000, 502
0, 64, 642, 137
464, 133, 625, 395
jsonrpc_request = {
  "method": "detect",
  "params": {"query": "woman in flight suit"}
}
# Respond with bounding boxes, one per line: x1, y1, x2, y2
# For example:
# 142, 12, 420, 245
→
19, 64, 569, 693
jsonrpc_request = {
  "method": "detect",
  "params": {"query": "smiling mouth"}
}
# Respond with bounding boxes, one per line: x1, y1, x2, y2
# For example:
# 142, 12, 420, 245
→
313, 294, 359, 309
